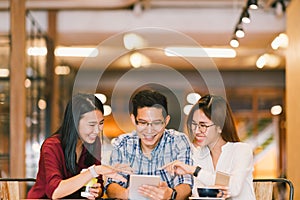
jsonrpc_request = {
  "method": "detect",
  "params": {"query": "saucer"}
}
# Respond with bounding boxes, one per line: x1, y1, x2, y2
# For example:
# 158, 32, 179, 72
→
189, 198, 224, 200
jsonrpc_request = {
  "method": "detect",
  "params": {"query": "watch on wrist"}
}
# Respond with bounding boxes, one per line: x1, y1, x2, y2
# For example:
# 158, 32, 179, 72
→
170, 188, 177, 200
193, 166, 201, 177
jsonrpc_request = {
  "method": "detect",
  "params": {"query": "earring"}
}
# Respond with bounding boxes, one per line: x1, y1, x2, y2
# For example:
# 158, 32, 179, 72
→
216, 126, 222, 134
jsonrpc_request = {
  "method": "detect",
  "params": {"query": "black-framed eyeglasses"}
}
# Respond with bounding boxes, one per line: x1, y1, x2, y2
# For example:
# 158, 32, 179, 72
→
191, 122, 215, 133
135, 119, 165, 131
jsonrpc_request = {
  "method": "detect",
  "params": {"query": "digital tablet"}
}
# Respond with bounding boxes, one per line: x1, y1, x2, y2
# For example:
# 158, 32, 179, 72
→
128, 174, 161, 200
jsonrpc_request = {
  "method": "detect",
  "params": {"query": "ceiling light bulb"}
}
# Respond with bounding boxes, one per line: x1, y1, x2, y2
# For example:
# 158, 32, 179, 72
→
256, 54, 266, 68
248, 0, 258, 9
275, 0, 286, 16
235, 28, 245, 38
27, 47, 47, 56
265, 53, 281, 68
24, 78, 31, 88
95, 93, 107, 104
183, 105, 193, 115
123, 33, 144, 50
130, 52, 143, 68
54, 47, 98, 57
271, 36, 281, 50
129, 52, 150, 68
278, 33, 289, 48
0, 69, 9, 77
230, 37, 239, 48
271, 33, 289, 49
256, 53, 281, 68
241, 9, 251, 24
55, 65, 70, 75
249, 4, 258, 9
186, 93, 201, 104
38, 99, 47, 110
271, 105, 282, 115
242, 17, 251, 24
103, 105, 112, 116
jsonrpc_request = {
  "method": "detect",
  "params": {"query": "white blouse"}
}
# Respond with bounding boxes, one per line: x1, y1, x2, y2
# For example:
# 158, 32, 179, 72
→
192, 142, 256, 200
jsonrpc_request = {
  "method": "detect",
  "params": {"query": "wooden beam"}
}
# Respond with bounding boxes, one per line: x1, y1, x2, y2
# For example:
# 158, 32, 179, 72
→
10, 0, 26, 179
47, 11, 60, 133
0, 0, 137, 10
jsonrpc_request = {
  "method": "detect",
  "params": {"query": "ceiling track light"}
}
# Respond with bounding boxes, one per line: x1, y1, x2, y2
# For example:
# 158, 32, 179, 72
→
228, 0, 258, 47
278, 0, 286, 12
247, 0, 258, 9
272, 0, 286, 17
277, 0, 286, 11
230, 37, 239, 48
241, 7, 251, 24
235, 24, 245, 38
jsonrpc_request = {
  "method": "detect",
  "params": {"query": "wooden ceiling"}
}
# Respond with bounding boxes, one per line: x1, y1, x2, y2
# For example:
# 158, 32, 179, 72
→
0, 0, 288, 71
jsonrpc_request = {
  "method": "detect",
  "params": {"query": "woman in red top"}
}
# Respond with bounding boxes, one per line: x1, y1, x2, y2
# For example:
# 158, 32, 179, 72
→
27, 93, 127, 199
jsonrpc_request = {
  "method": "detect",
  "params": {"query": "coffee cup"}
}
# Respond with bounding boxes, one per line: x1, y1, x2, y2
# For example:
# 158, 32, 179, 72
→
197, 187, 220, 197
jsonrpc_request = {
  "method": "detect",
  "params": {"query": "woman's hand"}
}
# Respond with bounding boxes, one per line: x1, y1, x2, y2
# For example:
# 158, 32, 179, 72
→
214, 185, 231, 199
161, 160, 195, 176
112, 163, 134, 174
95, 164, 133, 182
87, 183, 101, 200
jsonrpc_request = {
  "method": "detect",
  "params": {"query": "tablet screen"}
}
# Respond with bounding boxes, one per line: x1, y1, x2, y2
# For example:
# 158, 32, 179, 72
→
128, 174, 160, 200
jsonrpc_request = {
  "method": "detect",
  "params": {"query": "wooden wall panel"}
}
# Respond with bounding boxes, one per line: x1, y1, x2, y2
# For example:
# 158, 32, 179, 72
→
286, 0, 300, 198
10, 0, 26, 178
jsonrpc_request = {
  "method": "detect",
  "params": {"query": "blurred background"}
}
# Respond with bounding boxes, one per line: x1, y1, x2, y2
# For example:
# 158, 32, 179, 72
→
1, 0, 300, 198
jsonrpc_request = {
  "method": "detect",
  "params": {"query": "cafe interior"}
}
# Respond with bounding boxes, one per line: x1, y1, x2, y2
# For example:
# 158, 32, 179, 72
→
0, 0, 300, 199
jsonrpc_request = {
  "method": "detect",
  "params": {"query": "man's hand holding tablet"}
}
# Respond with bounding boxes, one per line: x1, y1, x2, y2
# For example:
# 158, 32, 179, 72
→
128, 174, 160, 200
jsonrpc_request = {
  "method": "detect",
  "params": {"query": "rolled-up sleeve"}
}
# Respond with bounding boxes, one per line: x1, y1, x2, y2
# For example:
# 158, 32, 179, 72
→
42, 142, 65, 198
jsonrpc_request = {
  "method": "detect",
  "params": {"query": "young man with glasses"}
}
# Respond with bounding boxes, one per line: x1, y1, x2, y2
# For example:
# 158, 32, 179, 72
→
106, 89, 193, 200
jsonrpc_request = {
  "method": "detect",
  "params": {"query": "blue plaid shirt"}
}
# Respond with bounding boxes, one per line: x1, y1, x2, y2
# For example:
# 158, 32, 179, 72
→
106, 129, 193, 189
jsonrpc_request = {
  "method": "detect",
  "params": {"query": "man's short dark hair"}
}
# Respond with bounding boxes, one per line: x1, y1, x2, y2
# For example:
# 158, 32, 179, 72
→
131, 89, 168, 118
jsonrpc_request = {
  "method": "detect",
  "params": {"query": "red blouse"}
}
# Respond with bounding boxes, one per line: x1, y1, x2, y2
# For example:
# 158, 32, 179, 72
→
27, 134, 103, 199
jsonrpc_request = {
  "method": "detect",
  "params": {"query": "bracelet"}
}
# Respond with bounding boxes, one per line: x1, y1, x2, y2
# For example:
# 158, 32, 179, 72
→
88, 165, 99, 178
193, 166, 201, 177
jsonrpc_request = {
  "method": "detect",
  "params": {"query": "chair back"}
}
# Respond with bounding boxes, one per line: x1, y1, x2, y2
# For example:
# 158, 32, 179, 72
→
0, 181, 19, 200
0, 178, 36, 200
253, 181, 273, 200
253, 178, 294, 200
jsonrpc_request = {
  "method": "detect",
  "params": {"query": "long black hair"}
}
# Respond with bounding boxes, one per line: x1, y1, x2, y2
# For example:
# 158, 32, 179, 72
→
187, 94, 240, 142
55, 93, 104, 175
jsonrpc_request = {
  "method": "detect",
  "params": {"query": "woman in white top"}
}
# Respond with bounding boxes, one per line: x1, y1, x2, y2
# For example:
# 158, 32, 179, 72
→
163, 94, 255, 199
